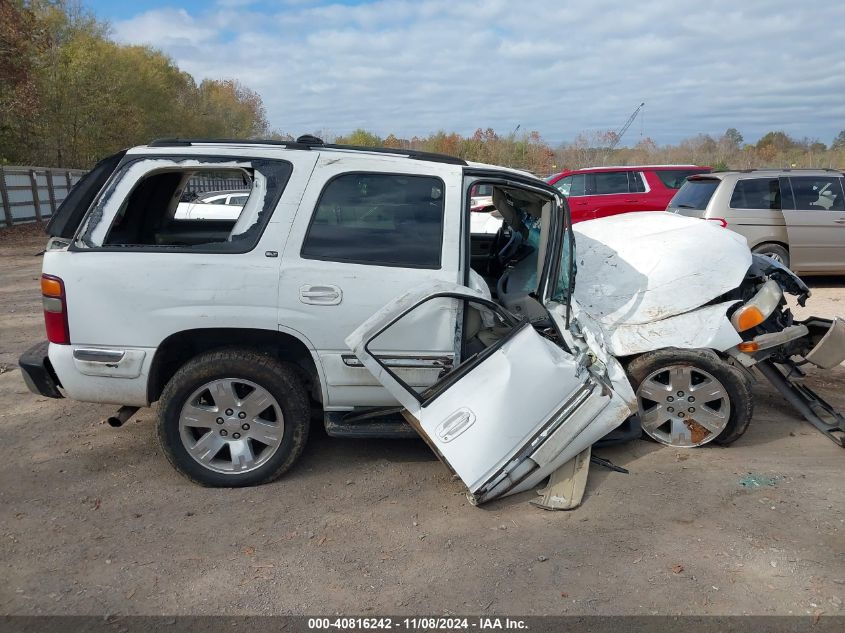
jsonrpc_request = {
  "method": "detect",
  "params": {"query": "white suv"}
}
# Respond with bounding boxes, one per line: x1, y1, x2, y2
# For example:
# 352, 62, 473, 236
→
19, 137, 845, 501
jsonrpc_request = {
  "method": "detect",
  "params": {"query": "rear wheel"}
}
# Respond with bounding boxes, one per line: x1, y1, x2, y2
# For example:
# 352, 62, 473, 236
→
157, 348, 310, 486
627, 349, 753, 447
752, 243, 790, 269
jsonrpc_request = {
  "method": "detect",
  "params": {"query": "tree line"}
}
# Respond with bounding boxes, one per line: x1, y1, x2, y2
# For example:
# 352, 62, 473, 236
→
1, 0, 269, 169
322, 127, 845, 177
2, 2, 843, 174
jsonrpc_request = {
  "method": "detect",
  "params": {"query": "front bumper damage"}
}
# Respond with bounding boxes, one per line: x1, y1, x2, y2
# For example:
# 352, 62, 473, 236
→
755, 317, 845, 447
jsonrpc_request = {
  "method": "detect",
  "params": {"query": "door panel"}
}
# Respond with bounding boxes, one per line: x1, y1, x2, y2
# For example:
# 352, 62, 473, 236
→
347, 282, 631, 504
277, 157, 464, 407
783, 176, 845, 272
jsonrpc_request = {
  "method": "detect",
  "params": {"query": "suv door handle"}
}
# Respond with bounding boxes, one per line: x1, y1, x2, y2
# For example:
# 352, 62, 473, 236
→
299, 284, 342, 305
835, 218, 845, 224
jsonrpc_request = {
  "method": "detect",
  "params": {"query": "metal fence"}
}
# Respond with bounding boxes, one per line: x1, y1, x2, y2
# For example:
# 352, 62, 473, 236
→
0, 166, 87, 227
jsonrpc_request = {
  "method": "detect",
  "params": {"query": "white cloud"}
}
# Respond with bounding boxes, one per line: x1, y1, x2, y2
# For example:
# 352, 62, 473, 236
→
111, 0, 845, 144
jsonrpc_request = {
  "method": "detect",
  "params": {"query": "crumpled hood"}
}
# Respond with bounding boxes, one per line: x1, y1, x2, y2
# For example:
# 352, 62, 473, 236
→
572, 212, 752, 328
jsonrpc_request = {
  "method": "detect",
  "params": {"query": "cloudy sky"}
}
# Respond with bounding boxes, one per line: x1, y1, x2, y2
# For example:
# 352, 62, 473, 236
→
87, 0, 845, 146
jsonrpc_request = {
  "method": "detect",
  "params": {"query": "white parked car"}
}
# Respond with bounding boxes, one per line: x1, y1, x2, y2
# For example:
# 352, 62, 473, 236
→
174, 189, 250, 220
19, 137, 845, 504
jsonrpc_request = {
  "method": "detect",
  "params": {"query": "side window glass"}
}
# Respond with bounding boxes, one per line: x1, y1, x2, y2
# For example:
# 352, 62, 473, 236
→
555, 174, 585, 197
729, 178, 781, 210
301, 173, 445, 268
229, 195, 249, 205
554, 176, 572, 196
655, 169, 709, 189
628, 172, 647, 193
592, 171, 629, 195
789, 176, 845, 211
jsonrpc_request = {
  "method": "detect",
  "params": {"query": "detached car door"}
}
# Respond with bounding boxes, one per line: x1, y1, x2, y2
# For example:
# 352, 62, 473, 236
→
345, 282, 633, 505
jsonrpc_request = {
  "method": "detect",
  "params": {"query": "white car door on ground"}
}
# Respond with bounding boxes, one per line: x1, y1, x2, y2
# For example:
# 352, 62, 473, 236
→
346, 282, 633, 504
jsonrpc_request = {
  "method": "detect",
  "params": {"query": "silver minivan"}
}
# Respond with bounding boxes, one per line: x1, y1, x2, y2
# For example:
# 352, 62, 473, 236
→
667, 169, 845, 275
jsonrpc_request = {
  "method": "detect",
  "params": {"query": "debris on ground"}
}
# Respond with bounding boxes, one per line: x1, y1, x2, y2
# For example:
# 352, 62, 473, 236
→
739, 474, 784, 488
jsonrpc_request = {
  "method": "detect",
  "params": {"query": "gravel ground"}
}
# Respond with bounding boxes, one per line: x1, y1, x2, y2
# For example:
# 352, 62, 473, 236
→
0, 231, 843, 616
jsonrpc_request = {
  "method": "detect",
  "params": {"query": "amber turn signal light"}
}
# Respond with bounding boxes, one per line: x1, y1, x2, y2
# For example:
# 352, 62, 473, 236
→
733, 305, 766, 332
41, 275, 64, 297
737, 341, 759, 353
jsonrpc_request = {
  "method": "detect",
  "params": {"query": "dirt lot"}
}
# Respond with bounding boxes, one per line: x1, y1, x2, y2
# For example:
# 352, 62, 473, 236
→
1, 228, 843, 616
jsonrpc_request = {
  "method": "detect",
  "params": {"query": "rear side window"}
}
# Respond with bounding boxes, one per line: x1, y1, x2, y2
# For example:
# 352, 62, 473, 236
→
655, 169, 710, 189
668, 179, 719, 210
730, 178, 780, 210
78, 157, 292, 252
591, 171, 629, 195
628, 172, 647, 193
789, 176, 845, 211
554, 174, 586, 197
301, 173, 445, 269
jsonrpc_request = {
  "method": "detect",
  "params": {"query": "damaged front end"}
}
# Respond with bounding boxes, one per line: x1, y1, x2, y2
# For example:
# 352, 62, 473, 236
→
727, 255, 845, 446
726, 255, 845, 371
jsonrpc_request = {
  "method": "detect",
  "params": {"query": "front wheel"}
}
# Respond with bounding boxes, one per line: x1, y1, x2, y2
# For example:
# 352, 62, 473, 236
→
626, 349, 753, 448
157, 348, 310, 486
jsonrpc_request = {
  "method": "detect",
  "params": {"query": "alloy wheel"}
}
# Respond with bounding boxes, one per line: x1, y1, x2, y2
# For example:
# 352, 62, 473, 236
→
179, 378, 284, 474
636, 365, 731, 447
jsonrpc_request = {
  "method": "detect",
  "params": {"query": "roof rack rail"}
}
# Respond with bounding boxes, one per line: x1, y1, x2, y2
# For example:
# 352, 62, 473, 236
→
710, 167, 843, 174
320, 143, 467, 165
148, 138, 313, 150
146, 136, 468, 166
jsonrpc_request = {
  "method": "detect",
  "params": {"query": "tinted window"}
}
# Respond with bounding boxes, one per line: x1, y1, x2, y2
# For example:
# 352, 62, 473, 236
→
554, 174, 585, 197
668, 179, 719, 210
655, 169, 710, 189
592, 171, 629, 195
730, 178, 780, 210
301, 173, 445, 268
789, 176, 845, 211
229, 195, 249, 205
628, 172, 647, 193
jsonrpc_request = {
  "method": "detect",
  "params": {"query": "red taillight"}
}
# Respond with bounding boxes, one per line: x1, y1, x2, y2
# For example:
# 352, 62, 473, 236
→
41, 274, 70, 344
708, 217, 728, 228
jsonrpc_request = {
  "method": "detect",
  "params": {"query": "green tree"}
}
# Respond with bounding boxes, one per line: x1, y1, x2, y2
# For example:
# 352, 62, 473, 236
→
724, 127, 743, 148
832, 130, 845, 150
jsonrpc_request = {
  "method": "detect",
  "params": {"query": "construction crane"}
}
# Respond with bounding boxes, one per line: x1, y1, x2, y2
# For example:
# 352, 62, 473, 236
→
604, 102, 645, 160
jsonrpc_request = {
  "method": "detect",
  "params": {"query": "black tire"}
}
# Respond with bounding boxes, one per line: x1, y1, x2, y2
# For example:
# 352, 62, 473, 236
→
752, 243, 790, 269
626, 348, 753, 447
157, 348, 310, 486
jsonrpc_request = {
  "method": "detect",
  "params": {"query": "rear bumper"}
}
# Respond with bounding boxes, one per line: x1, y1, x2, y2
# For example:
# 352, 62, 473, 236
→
18, 341, 63, 399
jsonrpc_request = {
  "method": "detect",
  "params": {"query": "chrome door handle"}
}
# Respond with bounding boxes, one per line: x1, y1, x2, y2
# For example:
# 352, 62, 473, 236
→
299, 284, 342, 305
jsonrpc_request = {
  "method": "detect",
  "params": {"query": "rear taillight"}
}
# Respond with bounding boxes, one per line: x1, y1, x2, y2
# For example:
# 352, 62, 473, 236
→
41, 274, 70, 344
707, 217, 728, 228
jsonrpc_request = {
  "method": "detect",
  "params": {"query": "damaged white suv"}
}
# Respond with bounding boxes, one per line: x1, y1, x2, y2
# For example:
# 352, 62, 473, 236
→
19, 136, 845, 504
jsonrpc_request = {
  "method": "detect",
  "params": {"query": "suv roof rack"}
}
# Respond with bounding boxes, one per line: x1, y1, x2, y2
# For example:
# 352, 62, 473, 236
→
709, 167, 843, 174
147, 136, 468, 166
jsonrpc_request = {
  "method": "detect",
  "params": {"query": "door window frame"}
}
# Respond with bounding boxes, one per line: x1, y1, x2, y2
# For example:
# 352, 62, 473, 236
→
361, 291, 525, 409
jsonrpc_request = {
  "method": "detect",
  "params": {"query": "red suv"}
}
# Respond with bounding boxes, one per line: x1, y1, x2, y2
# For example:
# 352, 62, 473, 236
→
547, 165, 711, 222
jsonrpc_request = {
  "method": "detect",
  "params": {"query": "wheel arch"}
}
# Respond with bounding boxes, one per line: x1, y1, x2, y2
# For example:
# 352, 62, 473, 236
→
147, 328, 325, 406
750, 239, 789, 252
